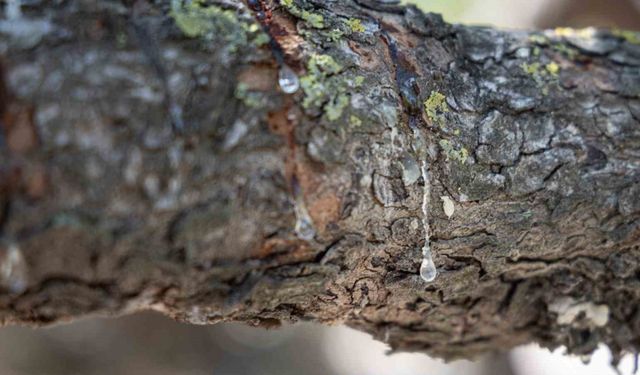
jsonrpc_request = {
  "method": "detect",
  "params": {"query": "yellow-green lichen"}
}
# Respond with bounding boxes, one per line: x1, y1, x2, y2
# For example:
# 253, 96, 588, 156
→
171, 0, 265, 51
528, 32, 581, 60
521, 62, 541, 76
439, 140, 468, 164
554, 27, 596, 39
346, 18, 365, 33
281, 0, 324, 29
299, 54, 354, 122
172, 1, 236, 38
612, 29, 640, 45
552, 43, 579, 59
301, 10, 324, 28
545, 62, 559, 76
328, 28, 345, 42
325, 94, 349, 121
235, 83, 262, 108
528, 34, 548, 45
424, 91, 449, 128
349, 115, 362, 127
522, 61, 560, 95
308, 54, 342, 74
522, 61, 561, 83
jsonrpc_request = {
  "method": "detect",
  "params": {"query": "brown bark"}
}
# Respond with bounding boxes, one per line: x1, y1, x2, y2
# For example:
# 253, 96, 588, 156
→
1, 0, 639, 362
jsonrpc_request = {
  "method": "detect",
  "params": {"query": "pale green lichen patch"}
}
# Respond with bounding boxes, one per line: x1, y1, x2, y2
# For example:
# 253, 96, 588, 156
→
349, 115, 362, 127
528, 34, 548, 45
612, 29, 640, 45
327, 28, 345, 42
346, 18, 365, 33
424, 91, 449, 128
554, 27, 596, 39
300, 53, 356, 122
551, 43, 579, 59
521, 62, 542, 76
521, 61, 560, 89
325, 94, 349, 121
545, 62, 559, 76
439, 139, 468, 164
281, 0, 325, 28
235, 83, 263, 108
170, 0, 266, 51
529, 32, 579, 60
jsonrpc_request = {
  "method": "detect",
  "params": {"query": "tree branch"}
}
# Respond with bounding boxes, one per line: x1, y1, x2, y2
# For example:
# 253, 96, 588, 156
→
0, 0, 639, 362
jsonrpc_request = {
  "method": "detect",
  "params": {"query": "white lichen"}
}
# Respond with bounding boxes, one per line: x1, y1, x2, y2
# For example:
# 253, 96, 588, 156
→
440, 196, 455, 219
222, 120, 248, 151
548, 297, 609, 327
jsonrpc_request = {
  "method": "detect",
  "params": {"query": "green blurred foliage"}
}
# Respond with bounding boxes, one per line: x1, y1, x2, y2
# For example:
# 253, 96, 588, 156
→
404, 0, 472, 22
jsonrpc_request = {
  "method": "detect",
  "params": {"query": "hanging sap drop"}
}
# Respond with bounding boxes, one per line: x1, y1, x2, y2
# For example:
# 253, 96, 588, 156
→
0, 244, 28, 294
420, 248, 437, 282
278, 65, 299, 94
295, 215, 315, 241
294, 202, 316, 241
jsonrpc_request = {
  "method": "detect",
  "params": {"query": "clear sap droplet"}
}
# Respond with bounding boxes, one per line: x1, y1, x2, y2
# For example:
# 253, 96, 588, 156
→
278, 65, 299, 94
295, 217, 316, 241
420, 250, 437, 282
0, 244, 28, 294
293, 197, 315, 241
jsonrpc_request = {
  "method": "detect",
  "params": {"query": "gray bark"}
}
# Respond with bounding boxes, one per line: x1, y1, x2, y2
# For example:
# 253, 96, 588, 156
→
1, 0, 640, 362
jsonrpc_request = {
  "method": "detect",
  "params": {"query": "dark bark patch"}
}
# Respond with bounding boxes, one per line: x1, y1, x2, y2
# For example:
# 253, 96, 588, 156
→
373, 171, 408, 207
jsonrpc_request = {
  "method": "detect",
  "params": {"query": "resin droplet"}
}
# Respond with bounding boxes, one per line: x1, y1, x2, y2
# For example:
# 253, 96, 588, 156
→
420, 249, 437, 282
294, 201, 316, 241
0, 243, 28, 294
278, 65, 299, 94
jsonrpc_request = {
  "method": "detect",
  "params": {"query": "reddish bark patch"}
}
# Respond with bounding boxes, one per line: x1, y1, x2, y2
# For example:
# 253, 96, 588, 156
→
252, 237, 315, 264
237, 65, 277, 91
306, 190, 341, 233
267, 106, 290, 137
2, 103, 38, 155
24, 164, 48, 200
267, 102, 303, 186
348, 40, 383, 70
269, 10, 305, 64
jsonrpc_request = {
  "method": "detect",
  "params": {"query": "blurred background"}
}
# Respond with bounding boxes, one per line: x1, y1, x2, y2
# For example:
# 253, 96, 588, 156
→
411, 0, 640, 30
1, 1, 640, 374
0, 312, 638, 375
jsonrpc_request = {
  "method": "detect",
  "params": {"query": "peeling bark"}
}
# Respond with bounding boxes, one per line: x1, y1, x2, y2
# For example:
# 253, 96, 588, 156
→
0, 0, 639, 362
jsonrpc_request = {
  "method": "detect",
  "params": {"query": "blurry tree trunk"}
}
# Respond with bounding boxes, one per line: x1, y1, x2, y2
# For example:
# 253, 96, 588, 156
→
1, 0, 640, 362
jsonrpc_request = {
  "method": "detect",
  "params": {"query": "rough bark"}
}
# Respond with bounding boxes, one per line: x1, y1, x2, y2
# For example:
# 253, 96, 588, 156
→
1, 0, 639, 362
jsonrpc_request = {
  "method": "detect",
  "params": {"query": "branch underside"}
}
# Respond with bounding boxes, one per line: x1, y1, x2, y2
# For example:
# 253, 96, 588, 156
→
0, 0, 639, 362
